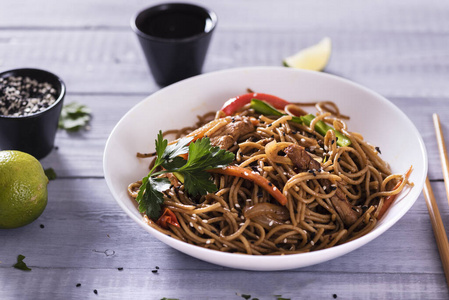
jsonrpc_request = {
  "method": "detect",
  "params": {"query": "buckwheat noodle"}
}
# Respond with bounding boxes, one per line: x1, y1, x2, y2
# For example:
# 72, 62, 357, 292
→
128, 99, 412, 255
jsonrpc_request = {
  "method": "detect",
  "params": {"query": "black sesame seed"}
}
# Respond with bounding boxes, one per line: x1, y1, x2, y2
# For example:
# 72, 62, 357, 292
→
76, 283, 81, 287
267, 124, 272, 127
39, 224, 45, 228
375, 146, 382, 154
118, 267, 123, 271
268, 182, 273, 186
333, 294, 338, 299
156, 266, 159, 269
152, 269, 158, 273
93, 289, 98, 295
330, 186, 337, 191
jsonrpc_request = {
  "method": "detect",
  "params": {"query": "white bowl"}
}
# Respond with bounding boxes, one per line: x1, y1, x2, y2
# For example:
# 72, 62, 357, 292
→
103, 67, 427, 271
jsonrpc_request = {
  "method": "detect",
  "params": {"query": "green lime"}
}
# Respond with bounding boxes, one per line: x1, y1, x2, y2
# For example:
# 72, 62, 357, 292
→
283, 37, 332, 71
0, 150, 49, 229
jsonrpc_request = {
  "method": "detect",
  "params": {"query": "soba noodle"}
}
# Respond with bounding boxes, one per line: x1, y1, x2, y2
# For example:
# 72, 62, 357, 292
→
128, 97, 412, 255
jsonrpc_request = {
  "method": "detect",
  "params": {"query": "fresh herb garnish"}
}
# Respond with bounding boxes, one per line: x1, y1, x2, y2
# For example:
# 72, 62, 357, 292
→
136, 131, 235, 220
13, 255, 31, 271
58, 102, 91, 132
44, 168, 57, 180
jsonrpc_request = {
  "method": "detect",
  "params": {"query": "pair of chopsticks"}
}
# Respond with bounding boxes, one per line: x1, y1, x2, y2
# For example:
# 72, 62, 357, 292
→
423, 113, 449, 287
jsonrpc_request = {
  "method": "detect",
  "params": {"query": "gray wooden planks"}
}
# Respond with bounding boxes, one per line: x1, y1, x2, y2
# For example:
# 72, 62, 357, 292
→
1, 0, 449, 299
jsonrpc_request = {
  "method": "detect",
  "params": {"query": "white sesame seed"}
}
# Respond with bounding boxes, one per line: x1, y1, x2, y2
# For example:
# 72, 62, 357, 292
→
269, 220, 274, 226
235, 203, 240, 208
283, 238, 287, 243
206, 239, 211, 244
311, 240, 315, 246
202, 219, 208, 223
189, 222, 193, 227
301, 138, 306, 142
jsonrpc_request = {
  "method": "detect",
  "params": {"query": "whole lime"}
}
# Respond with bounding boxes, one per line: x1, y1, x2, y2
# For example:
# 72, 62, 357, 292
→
0, 150, 49, 229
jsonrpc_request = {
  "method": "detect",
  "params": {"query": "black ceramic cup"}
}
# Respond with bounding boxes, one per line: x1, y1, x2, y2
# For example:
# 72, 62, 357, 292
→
0, 68, 66, 159
131, 3, 217, 86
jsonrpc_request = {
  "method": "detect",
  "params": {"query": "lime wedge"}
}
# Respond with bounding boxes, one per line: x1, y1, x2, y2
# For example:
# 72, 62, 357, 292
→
283, 37, 331, 71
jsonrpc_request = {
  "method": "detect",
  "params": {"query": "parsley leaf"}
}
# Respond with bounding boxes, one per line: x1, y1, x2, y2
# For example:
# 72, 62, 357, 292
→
13, 255, 31, 271
44, 168, 57, 180
138, 177, 171, 219
135, 132, 235, 220
58, 102, 91, 132
180, 138, 235, 172
182, 170, 218, 196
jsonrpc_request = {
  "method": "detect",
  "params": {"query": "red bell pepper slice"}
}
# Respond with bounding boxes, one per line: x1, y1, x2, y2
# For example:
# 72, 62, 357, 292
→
156, 207, 181, 229
220, 93, 290, 116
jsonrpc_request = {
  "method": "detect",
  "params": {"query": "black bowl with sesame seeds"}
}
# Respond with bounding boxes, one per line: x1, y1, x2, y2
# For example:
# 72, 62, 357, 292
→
0, 68, 65, 159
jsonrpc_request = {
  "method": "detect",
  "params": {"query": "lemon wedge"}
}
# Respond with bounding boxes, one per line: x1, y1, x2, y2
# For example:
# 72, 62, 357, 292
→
283, 37, 331, 71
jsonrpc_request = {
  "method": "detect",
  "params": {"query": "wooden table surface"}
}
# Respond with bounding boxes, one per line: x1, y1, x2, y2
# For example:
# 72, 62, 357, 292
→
1, 1, 449, 299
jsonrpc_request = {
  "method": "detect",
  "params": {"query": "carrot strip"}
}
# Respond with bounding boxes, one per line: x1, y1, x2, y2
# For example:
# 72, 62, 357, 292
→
209, 166, 288, 206
377, 166, 413, 219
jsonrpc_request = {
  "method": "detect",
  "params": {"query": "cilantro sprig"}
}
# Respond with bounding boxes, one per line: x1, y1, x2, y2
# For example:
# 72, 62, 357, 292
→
136, 131, 235, 220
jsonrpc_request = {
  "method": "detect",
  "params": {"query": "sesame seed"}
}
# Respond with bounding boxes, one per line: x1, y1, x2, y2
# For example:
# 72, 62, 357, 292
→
269, 220, 274, 226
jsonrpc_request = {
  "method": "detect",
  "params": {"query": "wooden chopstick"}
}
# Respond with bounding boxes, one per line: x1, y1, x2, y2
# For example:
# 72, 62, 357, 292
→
423, 178, 449, 287
433, 113, 449, 206
426, 113, 449, 287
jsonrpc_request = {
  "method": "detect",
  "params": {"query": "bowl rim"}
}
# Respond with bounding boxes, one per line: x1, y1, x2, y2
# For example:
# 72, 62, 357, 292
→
103, 66, 428, 270
0, 68, 66, 120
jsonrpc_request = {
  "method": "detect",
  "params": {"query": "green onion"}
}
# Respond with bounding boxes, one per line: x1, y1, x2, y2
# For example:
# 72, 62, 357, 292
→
250, 99, 351, 147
